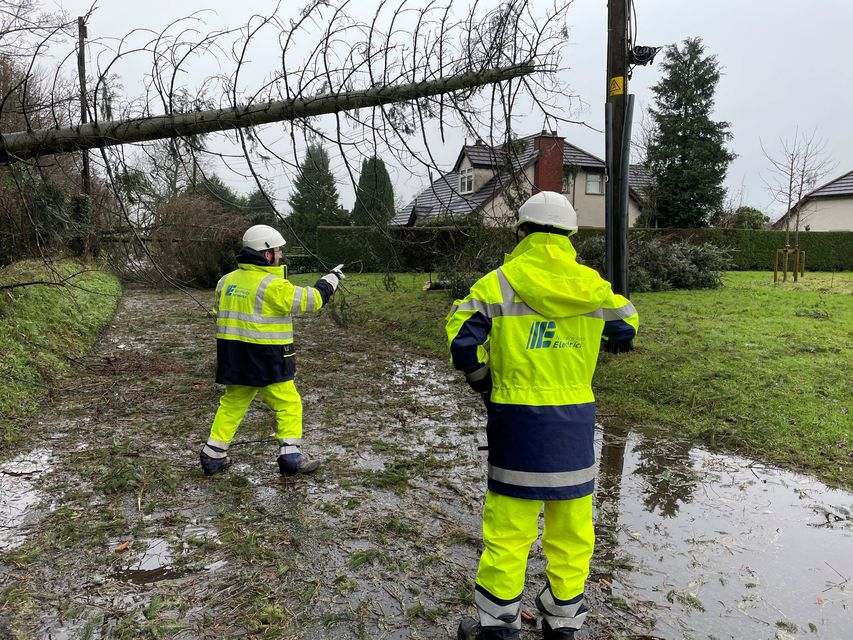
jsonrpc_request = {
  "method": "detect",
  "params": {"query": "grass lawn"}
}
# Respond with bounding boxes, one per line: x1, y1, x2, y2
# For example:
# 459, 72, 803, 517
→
292, 270, 853, 488
0, 259, 122, 444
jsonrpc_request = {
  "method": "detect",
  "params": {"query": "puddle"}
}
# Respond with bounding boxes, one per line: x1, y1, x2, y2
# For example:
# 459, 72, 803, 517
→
111, 524, 221, 584
0, 448, 54, 551
594, 424, 853, 639
111, 537, 185, 584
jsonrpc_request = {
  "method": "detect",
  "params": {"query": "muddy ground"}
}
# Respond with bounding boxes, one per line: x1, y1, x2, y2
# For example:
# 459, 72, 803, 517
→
1, 287, 850, 639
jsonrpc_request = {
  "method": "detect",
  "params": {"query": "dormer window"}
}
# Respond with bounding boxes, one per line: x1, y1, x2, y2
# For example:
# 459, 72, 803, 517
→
459, 167, 474, 194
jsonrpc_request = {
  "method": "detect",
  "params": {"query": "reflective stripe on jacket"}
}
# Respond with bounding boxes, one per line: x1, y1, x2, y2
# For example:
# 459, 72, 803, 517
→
214, 250, 332, 386
446, 233, 639, 500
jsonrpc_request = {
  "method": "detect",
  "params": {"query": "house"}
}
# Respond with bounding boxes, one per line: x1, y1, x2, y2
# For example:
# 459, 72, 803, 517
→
392, 131, 651, 228
772, 169, 853, 232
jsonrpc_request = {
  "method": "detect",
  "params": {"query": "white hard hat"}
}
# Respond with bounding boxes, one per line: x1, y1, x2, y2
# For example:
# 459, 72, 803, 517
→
242, 224, 286, 251
515, 191, 578, 234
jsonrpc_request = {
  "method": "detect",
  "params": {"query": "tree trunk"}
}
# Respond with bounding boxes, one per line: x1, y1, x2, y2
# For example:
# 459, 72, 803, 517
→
0, 64, 534, 164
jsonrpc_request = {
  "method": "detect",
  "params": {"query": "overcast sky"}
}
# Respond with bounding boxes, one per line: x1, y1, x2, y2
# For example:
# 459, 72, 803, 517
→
54, 0, 853, 218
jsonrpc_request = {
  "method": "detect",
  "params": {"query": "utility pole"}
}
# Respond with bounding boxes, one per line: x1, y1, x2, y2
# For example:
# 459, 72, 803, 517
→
605, 0, 631, 296
77, 16, 90, 195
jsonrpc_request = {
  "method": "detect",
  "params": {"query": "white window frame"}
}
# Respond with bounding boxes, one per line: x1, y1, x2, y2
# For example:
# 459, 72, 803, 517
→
585, 172, 604, 195
459, 167, 474, 194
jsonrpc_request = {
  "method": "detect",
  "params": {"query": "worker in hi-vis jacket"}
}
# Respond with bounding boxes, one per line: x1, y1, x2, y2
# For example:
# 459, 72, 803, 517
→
446, 191, 638, 640
200, 224, 344, 477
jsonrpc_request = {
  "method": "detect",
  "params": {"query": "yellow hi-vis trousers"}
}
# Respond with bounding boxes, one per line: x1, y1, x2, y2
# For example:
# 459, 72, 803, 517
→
209, 380, 303, 444
476, 490, 594, 603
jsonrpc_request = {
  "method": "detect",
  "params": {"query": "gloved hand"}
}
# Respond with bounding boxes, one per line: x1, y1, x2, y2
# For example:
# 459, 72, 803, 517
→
330, 263, 345, 280
321, 264, 346, 293
603, 338, 633, 354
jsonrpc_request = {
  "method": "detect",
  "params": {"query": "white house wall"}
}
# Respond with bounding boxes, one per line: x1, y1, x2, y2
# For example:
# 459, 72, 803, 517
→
480, 165, 536, 227
793, 198, 852, 231
566, 169, 641, 228
457, 161, 642, 229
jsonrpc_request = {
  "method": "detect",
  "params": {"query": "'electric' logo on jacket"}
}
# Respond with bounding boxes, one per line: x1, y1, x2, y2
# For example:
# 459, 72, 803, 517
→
526, 321, 582, 350
225, 284, 250, 299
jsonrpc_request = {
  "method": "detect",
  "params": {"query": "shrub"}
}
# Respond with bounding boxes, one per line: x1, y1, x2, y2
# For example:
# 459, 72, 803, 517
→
574, 233, 731, 292
147, 195, 243, 287
436, 223, 515, 297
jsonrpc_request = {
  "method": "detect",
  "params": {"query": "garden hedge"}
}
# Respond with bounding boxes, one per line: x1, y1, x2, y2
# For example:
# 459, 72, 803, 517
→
315, 226, 852, 273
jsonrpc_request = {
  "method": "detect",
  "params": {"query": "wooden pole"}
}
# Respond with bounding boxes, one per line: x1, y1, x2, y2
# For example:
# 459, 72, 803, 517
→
605, 0, 629, 296
77, 16, 90, 194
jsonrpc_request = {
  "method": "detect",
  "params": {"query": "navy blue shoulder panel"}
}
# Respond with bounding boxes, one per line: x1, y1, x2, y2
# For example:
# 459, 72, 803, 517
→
450, 311, 492, 374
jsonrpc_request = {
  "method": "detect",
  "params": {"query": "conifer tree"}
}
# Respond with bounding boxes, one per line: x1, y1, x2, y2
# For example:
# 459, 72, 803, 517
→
646, 37, 735, 227
350, 156, 395, 226
286, 144, 342, 248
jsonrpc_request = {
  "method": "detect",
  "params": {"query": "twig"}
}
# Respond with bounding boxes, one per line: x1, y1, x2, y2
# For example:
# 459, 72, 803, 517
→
382, 585, 406, 615
824, 561, 850, 582
136, 471, 149, 512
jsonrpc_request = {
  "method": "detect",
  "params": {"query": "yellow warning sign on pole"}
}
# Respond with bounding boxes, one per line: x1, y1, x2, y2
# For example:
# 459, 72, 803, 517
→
608, 76, 624, 96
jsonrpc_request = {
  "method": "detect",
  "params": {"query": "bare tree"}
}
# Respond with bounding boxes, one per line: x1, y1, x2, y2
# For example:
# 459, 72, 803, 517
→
761, 128, 835, 280
762, 130, 835, 244
0, 0, 574, 293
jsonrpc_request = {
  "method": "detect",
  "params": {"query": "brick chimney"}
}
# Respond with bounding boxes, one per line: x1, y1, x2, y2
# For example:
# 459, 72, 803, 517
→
532, 130, 565, 193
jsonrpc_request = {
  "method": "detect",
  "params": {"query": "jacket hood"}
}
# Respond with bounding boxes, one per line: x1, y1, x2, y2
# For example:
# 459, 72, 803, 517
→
236, 246, 286, 278
500, 233, 610, 317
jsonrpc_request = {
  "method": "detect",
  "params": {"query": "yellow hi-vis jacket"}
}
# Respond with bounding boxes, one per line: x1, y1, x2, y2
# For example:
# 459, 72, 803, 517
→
214, 249, 334, 387
446, 233, 638, 500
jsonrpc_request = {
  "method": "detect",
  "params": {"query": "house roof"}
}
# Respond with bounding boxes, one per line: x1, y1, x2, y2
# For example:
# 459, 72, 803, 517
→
390, 168, 517, 225
628, 164, 654, 202
804, 169, 853, 199
771, 168, 853, 228
456, 135, 606, 172
564, 142, 604, 169
453, 135, 539, 171
393, 134, 653, 226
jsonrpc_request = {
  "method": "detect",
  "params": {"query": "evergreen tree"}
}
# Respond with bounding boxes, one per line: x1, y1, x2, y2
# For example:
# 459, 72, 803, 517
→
246, 188, 278, 226
646, 37, 735, 227
721, 205, 769, 229
350, 156, 395, 226
193, 174, 247, 213
287, 144, 342, 248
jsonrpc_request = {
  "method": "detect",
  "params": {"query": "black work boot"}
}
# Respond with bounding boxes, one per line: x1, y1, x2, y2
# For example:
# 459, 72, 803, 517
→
457, 617, 520, 640
541, 618, 575, 640
457, 617, 482, 640
277, 452, 321, 476
199, 450, 231, 476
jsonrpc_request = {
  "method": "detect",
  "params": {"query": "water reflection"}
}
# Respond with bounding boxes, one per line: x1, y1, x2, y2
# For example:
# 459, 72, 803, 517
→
593, 423, 630, 591
631, 433, 697, 517
591, 421, 853, 639
0, 448, 54, 550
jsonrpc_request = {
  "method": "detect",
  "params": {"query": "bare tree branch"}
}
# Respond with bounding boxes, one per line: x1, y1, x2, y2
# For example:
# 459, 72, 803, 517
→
1, 0, 575, 294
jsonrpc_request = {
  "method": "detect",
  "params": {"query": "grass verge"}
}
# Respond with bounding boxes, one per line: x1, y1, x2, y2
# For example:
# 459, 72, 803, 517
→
291, 270, 853, 488
0, 259, 122, 444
